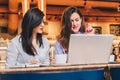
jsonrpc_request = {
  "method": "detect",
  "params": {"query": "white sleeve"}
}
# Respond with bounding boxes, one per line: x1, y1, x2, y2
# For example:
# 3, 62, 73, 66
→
54, 41, 65, 55
6, 41, 19, 68
43, 38, 50, 64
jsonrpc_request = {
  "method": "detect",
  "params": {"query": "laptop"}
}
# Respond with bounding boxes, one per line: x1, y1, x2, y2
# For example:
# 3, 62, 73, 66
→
68, 34, 114, 65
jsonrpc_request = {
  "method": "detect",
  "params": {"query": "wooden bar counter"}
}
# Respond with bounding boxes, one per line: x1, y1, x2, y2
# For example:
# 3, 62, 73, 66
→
0, 64, 108, 80
0, 64, 107, 73
0, 63, 120, 80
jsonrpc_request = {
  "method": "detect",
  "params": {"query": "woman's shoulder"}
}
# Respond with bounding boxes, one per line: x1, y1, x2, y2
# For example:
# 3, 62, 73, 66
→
7, 35, 21, 49
55, 40, 60, 44
42, 36, 50, 45
54, 40, 61, 47
42, 36, 49, 41
11, 35, 20, 41
10, 35, 21, 44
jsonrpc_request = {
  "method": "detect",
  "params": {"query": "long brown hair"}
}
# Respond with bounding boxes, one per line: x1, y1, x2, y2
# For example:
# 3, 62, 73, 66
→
58, 6, 86, 53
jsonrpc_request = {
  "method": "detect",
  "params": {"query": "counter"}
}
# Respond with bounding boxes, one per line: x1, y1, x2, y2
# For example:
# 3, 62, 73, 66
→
0, 64, 106, 80
0, 64, 107, 73
1, 63, 120, 80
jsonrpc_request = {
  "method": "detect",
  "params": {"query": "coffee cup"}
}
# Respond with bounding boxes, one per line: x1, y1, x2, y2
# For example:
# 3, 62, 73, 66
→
55, 54, 67, 64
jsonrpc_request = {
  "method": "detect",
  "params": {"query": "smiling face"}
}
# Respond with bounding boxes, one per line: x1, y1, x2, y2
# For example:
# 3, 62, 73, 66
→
70, 12, 82, 34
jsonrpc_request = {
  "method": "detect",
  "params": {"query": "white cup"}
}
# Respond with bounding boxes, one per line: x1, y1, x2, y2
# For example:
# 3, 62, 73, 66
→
55, 54, 67, 64
109, 55, 115, 62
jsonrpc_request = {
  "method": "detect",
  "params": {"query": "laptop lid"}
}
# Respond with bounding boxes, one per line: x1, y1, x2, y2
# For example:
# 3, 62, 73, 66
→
68, 34, 114, 65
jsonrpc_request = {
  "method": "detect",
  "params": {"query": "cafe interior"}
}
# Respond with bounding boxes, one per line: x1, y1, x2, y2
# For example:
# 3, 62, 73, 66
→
0, 0, 120, 80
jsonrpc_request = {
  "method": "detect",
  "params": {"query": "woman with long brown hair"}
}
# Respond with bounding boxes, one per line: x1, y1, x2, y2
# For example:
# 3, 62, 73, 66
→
54, 6, 94, 63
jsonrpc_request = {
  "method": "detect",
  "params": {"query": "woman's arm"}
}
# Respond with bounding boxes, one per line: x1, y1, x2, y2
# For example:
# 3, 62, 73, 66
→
42, 37, 50, 64
54, 41, 65, 55
6, 40, 19, 68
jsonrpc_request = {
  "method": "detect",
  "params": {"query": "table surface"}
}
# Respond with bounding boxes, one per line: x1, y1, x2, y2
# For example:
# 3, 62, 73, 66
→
0, 63, 109, 73
0, 63, 120, 73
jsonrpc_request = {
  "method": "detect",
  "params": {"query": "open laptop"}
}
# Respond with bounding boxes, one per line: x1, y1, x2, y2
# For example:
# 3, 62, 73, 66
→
68, 34, 114, 65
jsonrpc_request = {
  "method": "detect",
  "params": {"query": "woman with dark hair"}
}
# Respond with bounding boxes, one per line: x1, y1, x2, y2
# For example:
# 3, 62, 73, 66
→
6, 8, 50, 68
54, 6, 94, 63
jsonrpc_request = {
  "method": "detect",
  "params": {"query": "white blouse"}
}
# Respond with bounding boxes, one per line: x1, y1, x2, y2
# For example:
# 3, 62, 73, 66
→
6, 35, 50, 68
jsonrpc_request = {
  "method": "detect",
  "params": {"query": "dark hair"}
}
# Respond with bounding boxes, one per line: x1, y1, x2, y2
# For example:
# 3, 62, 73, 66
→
20, 7, 44, 56
59, 6, 86, 53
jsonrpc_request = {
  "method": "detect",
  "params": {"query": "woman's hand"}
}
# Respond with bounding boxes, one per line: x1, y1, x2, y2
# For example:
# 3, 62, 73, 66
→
86, 23, 94, 34
49, 56, 55, 64
29, 60, 39, 64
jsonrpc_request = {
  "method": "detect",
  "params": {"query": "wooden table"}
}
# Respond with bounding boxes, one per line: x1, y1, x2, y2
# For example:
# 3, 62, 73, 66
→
0, 64, 107, 73
0, 64, 107, 80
